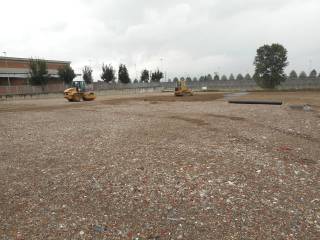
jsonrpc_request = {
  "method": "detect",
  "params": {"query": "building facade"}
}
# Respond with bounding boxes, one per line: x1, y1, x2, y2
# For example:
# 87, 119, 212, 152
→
0, 57, 71, 86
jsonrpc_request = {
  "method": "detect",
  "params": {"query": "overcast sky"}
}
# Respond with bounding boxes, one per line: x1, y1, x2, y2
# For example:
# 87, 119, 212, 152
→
0, 0, 319, 80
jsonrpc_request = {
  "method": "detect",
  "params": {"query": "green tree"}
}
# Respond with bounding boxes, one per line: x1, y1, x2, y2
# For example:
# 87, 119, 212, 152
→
289, 70, 298, 79
151, 69, 163, 82
193, 77, 198, 82
140, 69, 149, 83
253, 43, 289, 88
206, 74, 213, 81
213, 74, 220, 81
133, 79, 138, 83
118, 64, 130, 84
236, 74, 244, 81
173, 77, 179, 82
58, 64, 76, 85
221, 75, 228, 81
186, 77, 192, 82
244, 73, 252, 80
229, 74, 235, 81
29, 58, 49, 89
101, 64, 115, 83
82, 66, 93, 84
299, 71, 307, 79
309, 69, 317, 78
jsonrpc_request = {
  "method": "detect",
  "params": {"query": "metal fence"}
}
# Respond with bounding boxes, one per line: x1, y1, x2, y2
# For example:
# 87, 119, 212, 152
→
1, 78, 320, 97
93, 81, 162, 90
280, 78, 320, 89
93, 78, 320, 91
0, 83, 65, 96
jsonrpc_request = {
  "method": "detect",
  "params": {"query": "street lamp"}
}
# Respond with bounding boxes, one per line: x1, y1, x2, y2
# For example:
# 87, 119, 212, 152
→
135, 63, 137, 81
88, 59, 93, 83
309, 59, 313, 72
160, 58, 165, 82
2, 51, 10, 86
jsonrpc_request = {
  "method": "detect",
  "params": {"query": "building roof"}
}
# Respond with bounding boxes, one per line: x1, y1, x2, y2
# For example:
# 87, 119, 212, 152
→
0, 56, 71, 64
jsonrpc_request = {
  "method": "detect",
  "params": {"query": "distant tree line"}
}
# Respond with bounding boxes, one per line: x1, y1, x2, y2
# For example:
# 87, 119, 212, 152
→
166, 69, 320, 84
98, 65, 165, 84
27, 50, 320, 89
288, 69, 319, 79
167, 73, 253, 82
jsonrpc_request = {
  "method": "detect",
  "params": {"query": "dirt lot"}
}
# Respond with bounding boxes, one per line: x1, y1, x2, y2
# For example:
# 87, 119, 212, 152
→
0, 91, 319, 239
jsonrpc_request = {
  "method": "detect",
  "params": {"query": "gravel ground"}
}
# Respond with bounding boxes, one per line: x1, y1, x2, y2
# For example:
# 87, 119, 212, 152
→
0, 92, 319, 240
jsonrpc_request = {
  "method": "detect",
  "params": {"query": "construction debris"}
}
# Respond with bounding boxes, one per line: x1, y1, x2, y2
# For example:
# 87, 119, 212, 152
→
229, 100, 283, 105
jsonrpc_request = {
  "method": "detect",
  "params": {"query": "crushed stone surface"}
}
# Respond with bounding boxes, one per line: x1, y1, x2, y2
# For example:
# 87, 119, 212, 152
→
0, 92, 319, 239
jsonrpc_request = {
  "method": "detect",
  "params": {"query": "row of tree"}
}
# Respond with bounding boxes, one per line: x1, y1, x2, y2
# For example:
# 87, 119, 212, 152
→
27, 43, 317, 89
288, 70, 319, 79
28, 59, 165, 86
62, 64, 133, 85
100, 64, 130, 84
164, 69, 320, 83
99, 44, 315, 89
167, 73, 252, 83
100, 65, 164, 84
28, 59, 77, 87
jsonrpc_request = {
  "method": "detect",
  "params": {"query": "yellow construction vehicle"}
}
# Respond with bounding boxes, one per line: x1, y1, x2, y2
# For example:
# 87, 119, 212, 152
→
64, 80, 96, 102
174, 80, 193, 96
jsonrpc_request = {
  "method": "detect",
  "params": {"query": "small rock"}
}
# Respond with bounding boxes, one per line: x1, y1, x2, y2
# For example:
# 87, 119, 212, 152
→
303, 105, 312, 111
227, 181, 235, 186
93, 225, 107, 233
16, 232, 24, 240
199, 190, 207, 198
59, 224, 65, 229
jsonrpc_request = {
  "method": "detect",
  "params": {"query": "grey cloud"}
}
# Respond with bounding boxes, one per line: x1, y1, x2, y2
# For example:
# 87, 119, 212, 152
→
1, 0, 319, 79
41, 22, 67, 32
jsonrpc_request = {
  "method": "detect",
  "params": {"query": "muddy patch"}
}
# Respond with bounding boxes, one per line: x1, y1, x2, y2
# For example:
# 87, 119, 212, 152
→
167, 116, 208, 126
99, 98, 134, 105
206, 113, 246, 121
270, 126, 320, 143
143, 93, 224, 102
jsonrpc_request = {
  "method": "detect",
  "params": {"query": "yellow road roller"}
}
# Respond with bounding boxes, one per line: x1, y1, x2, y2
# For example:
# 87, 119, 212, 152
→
64, 80, 96, 102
